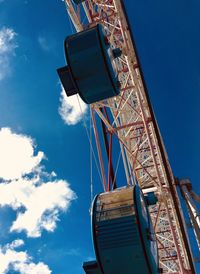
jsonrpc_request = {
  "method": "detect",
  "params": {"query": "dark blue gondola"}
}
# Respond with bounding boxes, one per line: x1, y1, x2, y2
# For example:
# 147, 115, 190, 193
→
57, 24, 121, 104
83, 185, 159, 274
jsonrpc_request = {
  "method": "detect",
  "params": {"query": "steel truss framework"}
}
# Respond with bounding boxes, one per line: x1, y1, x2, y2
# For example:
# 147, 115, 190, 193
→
178, 179, 200, 252
64, 0, 195, 273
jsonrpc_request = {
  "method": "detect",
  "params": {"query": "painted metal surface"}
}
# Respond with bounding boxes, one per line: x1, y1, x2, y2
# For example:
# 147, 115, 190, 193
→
84, 186, 159, 274
145, 192, 158, 206
83, 261, 101, 274
179, 179, 200, 250
58, 24, 120, 104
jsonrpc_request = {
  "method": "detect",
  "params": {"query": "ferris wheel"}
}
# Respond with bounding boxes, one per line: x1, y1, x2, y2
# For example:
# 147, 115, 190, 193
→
57, 1, 200, 273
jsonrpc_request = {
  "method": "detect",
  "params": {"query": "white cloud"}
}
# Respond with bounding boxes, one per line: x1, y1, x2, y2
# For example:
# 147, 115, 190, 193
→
0, 128, 44, 180
0, 27, 17, 80
59, 86, 87, 125
0, 240, 51, 274
0, 127, 76, 237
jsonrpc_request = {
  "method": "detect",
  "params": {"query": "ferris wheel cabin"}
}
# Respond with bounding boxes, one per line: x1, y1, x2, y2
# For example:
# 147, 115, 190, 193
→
83, 185, 159, 274
57, 24, 121, 104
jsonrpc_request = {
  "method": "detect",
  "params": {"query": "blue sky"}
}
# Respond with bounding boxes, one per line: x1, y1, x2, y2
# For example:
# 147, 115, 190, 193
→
0, 0, 199, 273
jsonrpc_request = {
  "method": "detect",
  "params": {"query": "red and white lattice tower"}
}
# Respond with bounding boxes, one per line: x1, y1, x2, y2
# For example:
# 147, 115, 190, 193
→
64, 1, 196, 273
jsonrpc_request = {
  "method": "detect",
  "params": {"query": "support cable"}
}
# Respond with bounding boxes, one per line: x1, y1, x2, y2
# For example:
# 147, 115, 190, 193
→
76, 95, 104, 190
90, 107, 93, 204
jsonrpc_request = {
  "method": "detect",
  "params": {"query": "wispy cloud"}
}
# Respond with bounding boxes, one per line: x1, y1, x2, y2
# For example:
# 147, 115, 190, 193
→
0, 127, 76, 237
38, 34, 56, 53
66, 248, 81, 257
6, 239, 24, 250
0, 27, 17, 80
0, 240, 51, 274
85, 256, 96, 261
38, 36, 51, 52
59, 86, 87, 125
